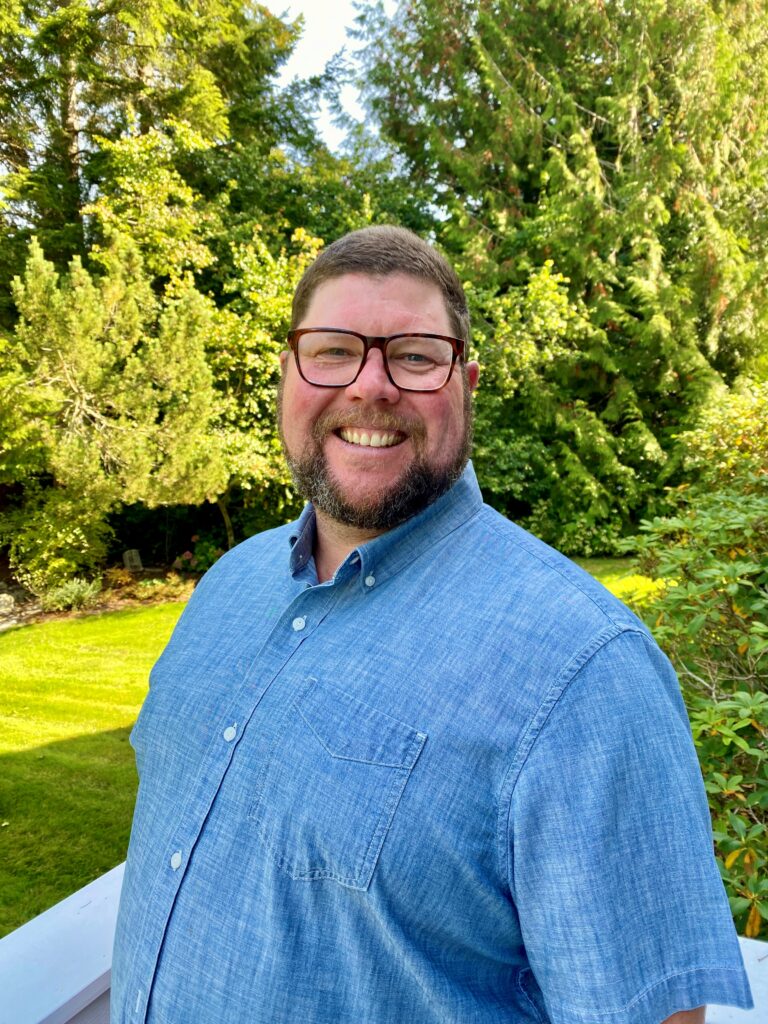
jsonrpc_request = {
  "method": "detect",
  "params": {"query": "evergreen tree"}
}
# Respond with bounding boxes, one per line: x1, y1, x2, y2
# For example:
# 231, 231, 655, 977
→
357, 0, 768, 551
0, 235, 226, 589
0, 0, 305, 315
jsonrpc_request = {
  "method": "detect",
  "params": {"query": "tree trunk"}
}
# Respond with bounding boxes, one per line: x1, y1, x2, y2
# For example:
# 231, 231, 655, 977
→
217, 497, 235, 550
57, 52, 85, 255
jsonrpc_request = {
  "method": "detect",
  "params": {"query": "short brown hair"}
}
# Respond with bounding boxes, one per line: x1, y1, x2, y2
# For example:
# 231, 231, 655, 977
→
291, 225, 471, 346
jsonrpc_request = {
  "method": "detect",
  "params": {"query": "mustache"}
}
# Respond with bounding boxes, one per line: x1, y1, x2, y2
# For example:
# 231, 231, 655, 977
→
311, 408, 426, 442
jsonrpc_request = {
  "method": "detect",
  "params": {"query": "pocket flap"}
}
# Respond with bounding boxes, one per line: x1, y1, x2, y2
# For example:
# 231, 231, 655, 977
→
296, 680, 426, 768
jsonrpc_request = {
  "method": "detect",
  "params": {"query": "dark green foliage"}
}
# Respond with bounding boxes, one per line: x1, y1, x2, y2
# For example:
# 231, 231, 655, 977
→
637, 382, 768, 688
357, 0, 768, 550
0, 0, 307, 300
691, 691, 768, 939
0, 1, 438, 588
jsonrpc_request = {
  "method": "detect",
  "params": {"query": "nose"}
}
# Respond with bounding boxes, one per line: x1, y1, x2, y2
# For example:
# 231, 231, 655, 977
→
345, 347, 401, 404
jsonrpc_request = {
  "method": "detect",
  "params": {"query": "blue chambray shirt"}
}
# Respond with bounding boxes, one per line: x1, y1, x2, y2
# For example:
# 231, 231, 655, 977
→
111, 464, 752, 1024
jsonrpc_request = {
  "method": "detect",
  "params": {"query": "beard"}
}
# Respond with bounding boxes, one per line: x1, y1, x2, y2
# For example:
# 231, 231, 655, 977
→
278, 377, 473, 532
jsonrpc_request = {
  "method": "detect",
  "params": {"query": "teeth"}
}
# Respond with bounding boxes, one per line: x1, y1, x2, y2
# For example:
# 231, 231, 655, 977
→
339, 428, 402, 448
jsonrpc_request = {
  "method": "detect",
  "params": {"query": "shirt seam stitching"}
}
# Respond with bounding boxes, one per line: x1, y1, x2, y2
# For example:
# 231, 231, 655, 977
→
516, 967, 546, 1023
482, 513, 633, 626
554, 963, 749, 1017
496, 623, 646, 896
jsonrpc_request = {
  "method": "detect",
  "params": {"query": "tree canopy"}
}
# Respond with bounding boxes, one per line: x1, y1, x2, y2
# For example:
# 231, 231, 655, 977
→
0, 0, 434, 586
1, 0, 767, 582
356, 0, 768, 550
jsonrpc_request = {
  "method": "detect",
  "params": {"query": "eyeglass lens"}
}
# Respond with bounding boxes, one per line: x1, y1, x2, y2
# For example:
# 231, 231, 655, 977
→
297, 332, 454, 390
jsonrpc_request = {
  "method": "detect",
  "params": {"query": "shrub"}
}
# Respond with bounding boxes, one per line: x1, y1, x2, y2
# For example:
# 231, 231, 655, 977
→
634, 379, 768, 935
636, 492, 768, 937
172, 533, 224, 574
40, 577, 102, 612
103, 567, 135, 590
689, 691, 768, 938
0, 487, 113, 594
636, 489, 768, 691
133, 575, 192, 601
672, 379, 768, 491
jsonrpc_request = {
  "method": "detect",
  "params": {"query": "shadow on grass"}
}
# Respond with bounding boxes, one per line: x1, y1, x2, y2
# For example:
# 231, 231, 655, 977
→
0, 726, 137, 938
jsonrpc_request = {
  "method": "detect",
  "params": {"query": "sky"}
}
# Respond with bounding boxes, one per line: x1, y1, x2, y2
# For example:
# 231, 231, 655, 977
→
260, 0, 394, 150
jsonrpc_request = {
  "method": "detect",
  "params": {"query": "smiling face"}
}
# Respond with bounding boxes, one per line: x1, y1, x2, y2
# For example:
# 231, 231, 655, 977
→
278, 272, 479, 534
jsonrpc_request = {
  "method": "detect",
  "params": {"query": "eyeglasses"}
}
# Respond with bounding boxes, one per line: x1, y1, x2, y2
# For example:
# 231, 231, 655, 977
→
286, 328, 465, 392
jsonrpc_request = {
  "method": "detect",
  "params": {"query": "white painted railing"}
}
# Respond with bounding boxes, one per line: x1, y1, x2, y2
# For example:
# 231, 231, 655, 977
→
0, 864, 123, 1024
0, 862, 764, 1023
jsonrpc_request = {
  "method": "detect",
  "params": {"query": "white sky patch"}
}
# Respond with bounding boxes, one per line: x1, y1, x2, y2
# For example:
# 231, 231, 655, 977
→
261, 0, 395, 150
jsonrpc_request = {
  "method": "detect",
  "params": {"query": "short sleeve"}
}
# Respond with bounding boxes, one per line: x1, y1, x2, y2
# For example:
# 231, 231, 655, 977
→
505, 628, 753, 1024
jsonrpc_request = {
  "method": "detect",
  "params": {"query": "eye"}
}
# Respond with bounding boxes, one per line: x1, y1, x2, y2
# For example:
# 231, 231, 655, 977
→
299, 332, 364, 362
387, 336, 451, 373
315, 346, 356, 359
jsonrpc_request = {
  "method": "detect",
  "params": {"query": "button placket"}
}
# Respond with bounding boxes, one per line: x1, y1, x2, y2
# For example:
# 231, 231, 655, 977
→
129, 553, 359, 1024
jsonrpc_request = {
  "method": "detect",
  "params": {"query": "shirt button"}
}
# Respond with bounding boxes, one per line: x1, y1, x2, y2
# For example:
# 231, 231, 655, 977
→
170, 851, 182, 871
223, 725, 237, 742
350, 554, 360, 564
364, 575, 376, 588
292, 616, 306, 631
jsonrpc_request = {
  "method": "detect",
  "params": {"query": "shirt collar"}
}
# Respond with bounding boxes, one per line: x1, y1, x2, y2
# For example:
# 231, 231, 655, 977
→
288, 461, 483, 589
288, 503, 317, 576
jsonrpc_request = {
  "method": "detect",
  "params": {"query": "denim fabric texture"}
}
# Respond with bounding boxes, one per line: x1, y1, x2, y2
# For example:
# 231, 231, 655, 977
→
111, 463, 753, 1024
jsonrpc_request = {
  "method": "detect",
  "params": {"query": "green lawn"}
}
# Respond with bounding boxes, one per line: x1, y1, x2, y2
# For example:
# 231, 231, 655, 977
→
0, 603, 185, 937
0, 557, 655, 938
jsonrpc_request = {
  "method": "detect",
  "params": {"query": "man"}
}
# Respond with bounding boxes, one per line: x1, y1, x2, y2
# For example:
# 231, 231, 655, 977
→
112, 226, 752, 1023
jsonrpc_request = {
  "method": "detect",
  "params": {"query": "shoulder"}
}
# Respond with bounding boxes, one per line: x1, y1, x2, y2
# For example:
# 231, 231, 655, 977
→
453, 501, 646, 643
195, 521, 294, 588
171, 521, 295, 630
411, 502, 666, 744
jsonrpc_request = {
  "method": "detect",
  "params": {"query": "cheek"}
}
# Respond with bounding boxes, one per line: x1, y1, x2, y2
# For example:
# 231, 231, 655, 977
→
281, 379, 336, 455
423, 391, 466, 448
280, 381, 309, 447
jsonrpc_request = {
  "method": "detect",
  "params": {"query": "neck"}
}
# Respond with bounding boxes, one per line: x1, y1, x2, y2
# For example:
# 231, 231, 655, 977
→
313, 510, 385, 583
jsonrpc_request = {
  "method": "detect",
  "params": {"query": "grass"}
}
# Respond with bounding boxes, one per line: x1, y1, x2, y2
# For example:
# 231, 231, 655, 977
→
0, 557, 658, 938
0, 602, 185, 937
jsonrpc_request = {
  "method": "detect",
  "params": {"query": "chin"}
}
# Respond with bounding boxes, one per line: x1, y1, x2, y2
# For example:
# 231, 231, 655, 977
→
293, 454, 467, 533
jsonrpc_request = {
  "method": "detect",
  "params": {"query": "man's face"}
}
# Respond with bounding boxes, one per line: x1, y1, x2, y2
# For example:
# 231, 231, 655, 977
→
278, 272, 479, 533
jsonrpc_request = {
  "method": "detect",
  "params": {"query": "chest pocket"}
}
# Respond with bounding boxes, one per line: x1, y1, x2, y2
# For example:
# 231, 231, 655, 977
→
249, 678, 427, 891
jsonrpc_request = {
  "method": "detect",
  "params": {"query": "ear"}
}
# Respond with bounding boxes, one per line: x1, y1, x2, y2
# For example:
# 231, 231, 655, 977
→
466, 360, 480, 392
279, 350, 289, 372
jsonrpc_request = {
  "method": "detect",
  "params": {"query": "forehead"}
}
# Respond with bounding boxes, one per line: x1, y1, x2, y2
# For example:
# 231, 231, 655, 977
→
300, 273, 453, 335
